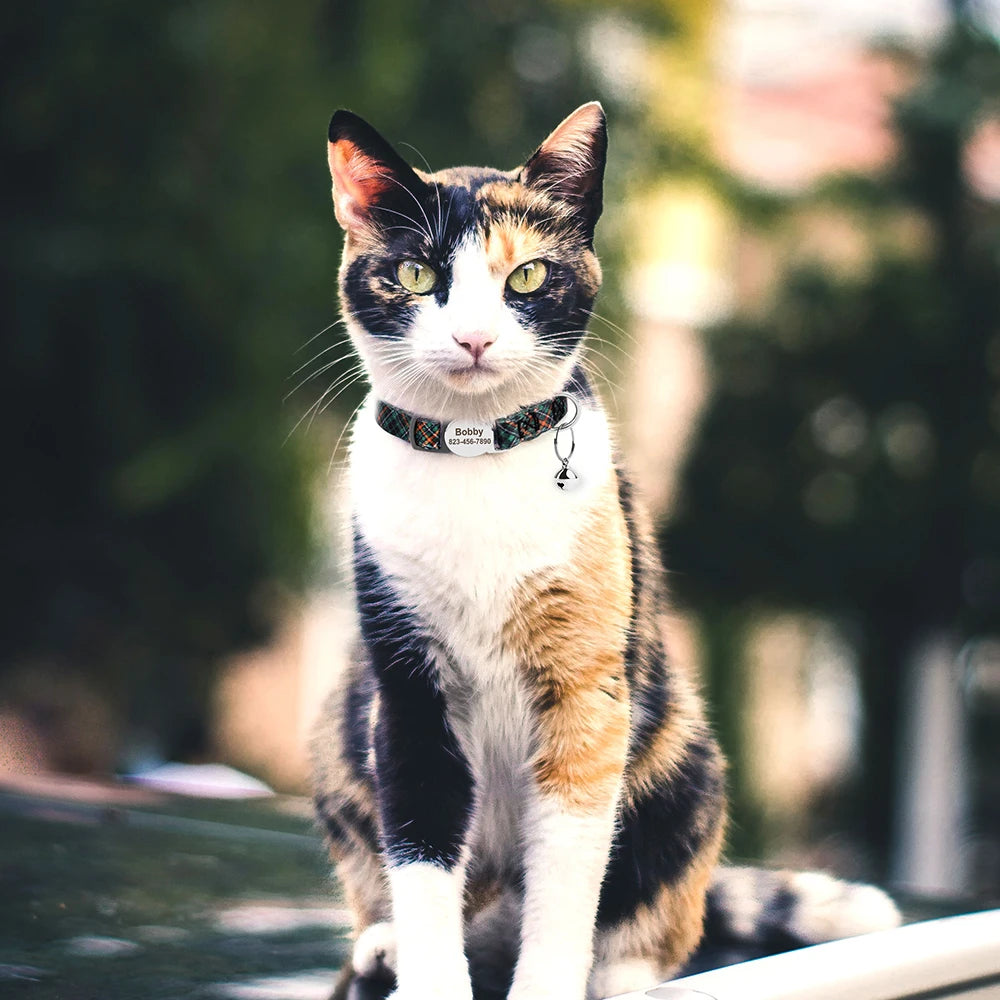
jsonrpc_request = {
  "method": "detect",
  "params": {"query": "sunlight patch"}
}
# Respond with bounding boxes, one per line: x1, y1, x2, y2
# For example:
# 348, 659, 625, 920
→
133, 924, 191, 944
0, 964, 49, 982
63, 936, 141, 957
213, 903, 351, 935
210, 969, 337, 999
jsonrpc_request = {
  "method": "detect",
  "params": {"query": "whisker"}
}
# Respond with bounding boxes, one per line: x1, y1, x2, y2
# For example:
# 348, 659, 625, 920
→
309, 370, 369, 430
294, 318, 345, 355
288, 338, 356, 380
327, 393, 370, 477
285, 366, 367, 442
398, 141, 444, 244
285, 357, 363, 402
584, 308, 639, 345
374, 170, 436, 245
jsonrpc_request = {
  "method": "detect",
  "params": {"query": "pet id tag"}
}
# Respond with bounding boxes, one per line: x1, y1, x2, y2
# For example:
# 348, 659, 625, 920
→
443, 419, 496, 456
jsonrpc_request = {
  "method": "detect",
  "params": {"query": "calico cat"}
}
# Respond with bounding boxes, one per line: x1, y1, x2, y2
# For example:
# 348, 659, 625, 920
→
310, 103, 899, 1000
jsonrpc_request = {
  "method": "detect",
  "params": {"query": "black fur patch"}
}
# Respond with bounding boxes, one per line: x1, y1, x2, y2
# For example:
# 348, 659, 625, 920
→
563, 364, 595, 403
626, 658, 672, 759
353, 532, 473, 869
597, 737, 725, 927
343, 256, 420, 340
701, 876, 803, 959
508, 267, 595, 358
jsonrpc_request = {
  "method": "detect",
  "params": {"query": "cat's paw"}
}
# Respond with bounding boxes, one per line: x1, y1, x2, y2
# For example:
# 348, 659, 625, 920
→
383, 963, 473, 1000
353, 921, 397, 981
384, 981, 472, 1000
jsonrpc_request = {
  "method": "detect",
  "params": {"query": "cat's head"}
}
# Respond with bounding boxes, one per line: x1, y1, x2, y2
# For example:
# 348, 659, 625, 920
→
327, 103, 606, 419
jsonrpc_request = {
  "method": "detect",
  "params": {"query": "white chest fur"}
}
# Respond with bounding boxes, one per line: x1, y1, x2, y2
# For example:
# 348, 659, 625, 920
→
349, 393, 614, 662
349, 394, 615, 861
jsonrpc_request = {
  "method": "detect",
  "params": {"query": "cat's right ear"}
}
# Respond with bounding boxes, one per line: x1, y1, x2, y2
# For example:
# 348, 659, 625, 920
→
327, 111, 425, 233
521, 102, 607, 240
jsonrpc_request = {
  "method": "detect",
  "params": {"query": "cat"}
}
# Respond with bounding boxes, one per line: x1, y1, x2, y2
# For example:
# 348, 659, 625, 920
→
309, 103, 900, 1000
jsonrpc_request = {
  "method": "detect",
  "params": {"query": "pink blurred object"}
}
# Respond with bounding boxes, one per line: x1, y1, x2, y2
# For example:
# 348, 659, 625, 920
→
128, 763, 273, 799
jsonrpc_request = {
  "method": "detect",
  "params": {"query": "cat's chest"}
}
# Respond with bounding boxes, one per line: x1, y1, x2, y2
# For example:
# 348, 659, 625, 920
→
348, 395, 613, 661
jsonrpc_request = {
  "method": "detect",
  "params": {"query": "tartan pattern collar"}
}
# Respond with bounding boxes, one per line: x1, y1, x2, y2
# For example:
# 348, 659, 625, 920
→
375, 394, 570, 455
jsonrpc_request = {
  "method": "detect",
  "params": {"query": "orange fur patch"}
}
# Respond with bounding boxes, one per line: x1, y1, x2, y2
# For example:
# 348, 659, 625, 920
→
328, 139, 395, 232
476, 181, 603, 294
484, 219, 552, 281
504, 478, 633, 812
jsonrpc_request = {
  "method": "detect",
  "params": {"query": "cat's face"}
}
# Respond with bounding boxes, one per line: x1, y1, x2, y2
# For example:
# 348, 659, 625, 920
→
327, 104, 606, 418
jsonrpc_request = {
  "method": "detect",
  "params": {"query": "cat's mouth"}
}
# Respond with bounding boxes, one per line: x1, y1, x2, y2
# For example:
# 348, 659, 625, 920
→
438, 359, 506, 389
445, 361, 498, 377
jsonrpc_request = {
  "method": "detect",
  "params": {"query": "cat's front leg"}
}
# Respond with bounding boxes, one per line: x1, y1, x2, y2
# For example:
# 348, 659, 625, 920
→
355, 541, 474, 1000
508, 670, 629, 1000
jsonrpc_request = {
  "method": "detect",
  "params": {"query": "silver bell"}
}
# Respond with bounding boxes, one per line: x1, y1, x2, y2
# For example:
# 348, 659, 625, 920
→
554, 465, 580, 491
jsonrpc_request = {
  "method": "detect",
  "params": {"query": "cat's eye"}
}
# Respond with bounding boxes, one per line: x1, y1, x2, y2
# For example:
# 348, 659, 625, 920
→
507, 260, 548, 295
396, 259, 438, 294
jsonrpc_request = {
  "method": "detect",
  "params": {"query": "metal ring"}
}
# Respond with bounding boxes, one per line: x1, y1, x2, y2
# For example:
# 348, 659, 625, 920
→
554, 424, 576, 465
557, 393, 580, 430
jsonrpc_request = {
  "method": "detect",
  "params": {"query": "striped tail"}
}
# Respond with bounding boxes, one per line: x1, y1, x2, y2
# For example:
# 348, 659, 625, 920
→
684, 865, 902, 974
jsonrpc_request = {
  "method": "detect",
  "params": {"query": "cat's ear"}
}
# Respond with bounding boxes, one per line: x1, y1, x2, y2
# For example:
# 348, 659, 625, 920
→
327, 110, 427, 233
521, 102, 607, 238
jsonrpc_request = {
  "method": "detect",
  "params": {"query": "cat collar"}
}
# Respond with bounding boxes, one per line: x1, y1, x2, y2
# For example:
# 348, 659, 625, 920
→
375, 394, 581, 489
375, 394, 570, 455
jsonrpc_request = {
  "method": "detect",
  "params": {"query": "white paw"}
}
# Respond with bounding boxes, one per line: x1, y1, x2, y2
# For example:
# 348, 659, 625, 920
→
353, 921, 397, 980
384, 981, 472, 1000
384, 961, 473, 1000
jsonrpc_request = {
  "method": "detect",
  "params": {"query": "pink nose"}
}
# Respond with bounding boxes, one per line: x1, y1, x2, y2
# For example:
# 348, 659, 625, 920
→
452, 332, 495, 362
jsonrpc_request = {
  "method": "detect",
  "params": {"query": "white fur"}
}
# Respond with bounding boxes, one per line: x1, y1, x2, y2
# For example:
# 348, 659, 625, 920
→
386, 862, 472, 1000
352, 920, 397, 979
409, 237, 539, 379
785, 872, 902, 942
710, 867, 765, 941
588, 957, 661, 999
509, 794, 622, 1000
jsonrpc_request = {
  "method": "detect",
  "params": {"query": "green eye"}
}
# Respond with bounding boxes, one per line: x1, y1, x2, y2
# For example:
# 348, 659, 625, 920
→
507, 259, 548, 295
396, 259, 437, 294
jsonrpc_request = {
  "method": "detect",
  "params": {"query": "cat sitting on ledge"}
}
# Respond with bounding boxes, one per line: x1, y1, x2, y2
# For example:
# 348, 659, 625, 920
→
308, 103, 900, 1000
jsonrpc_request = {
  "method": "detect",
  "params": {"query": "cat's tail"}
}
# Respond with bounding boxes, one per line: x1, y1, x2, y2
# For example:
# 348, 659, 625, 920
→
684, 864, 902, 973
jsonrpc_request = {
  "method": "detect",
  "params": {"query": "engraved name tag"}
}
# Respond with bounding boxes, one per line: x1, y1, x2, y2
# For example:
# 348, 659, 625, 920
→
443, 419, 495, 456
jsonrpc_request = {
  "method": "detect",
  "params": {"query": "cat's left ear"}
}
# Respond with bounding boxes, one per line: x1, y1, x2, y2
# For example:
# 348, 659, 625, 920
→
521, 102, 607, 240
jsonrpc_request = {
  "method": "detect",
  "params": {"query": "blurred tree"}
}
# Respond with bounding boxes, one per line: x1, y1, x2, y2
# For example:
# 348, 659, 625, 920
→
664, 14, 1000, 871
1, 2, 330, 760
1, 0, 679, 764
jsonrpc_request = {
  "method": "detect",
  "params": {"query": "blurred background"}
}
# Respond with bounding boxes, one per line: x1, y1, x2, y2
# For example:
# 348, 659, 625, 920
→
3, 0, 999, 912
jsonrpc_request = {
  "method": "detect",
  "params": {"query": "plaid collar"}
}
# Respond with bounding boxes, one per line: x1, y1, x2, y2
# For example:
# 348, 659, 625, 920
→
375, 394, 570, 455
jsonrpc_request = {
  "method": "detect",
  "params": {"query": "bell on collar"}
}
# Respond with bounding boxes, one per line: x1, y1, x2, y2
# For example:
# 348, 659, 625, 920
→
554, 464, 580, 491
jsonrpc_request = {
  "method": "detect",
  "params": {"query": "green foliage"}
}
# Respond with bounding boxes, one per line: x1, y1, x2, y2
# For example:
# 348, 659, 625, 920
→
664, 21, 1000, 867
2, 2, 333, 758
